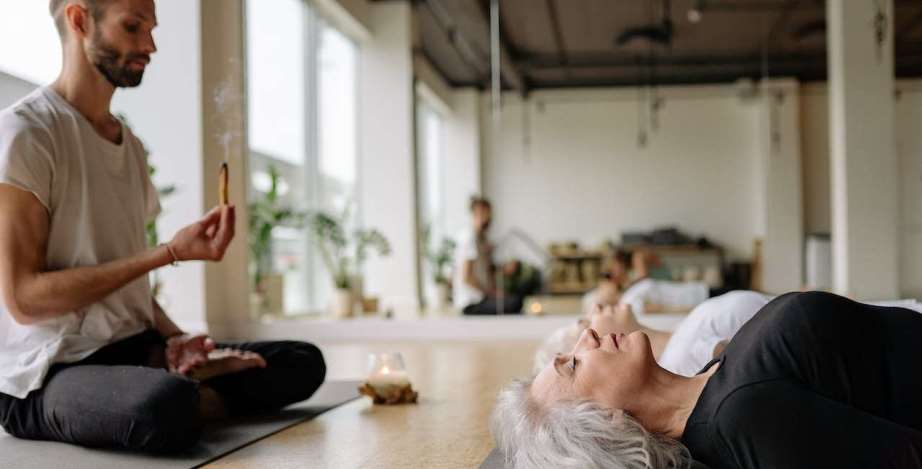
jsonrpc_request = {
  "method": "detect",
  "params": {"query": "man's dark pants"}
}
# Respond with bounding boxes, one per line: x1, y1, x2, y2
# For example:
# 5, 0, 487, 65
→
0, 329, 326, 453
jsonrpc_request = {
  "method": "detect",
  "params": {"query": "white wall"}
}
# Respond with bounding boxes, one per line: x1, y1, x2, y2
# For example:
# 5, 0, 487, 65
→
443, 88, 482, 237
482, 79, 921, 297
800, 84, 831, 234
483, 85, 762, 262
0, 71, 37, 109
799, 80, 922, 299
896, 83, 922, 299
827, 0, 899, 300
359, 1, 420, 315
755, 80, 804, 294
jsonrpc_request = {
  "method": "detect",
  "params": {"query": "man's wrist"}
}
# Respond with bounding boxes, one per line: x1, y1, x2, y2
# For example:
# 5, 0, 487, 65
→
161, 243, 180, 267
151, 244, 176, 269
163, 331, 186, 342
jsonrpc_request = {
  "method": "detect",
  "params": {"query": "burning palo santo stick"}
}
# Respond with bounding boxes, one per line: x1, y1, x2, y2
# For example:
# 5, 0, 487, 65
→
219, 162, 229, 205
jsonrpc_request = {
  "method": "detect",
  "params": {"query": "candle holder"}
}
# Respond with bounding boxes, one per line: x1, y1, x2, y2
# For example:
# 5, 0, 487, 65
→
359, 352, 418, 405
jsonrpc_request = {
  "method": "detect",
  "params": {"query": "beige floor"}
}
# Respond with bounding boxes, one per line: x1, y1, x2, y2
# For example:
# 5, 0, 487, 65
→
206, 340, 538, 469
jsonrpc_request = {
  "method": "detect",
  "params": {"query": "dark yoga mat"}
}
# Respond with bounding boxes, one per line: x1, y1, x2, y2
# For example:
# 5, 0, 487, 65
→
480, 448, 507, 469
480, 448, 714, 469
0, 380, 362, 469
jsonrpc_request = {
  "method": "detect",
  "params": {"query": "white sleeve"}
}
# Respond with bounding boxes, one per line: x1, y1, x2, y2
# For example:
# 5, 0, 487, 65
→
0, 118, 54, 212
660, 291, 771, 376
457, 232, 478, 262
652, 281, 709, 308
621, 279, 652, 315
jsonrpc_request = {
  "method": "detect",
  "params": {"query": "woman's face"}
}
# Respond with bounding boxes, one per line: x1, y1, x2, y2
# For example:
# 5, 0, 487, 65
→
531, 327, 657, 411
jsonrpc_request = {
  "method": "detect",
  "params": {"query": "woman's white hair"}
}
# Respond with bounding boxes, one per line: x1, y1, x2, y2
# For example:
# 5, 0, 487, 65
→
490, 378, 691, 469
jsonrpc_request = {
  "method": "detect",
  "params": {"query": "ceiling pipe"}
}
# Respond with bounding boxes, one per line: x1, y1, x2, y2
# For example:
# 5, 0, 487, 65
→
491, 0, 501, 125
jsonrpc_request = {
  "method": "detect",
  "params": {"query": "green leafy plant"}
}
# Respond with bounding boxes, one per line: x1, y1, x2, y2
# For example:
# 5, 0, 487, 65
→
420, 225, 456, 285
503, 260, 542, 297
144, 162, 177, 250
142, 155, 176, 301
119, 113, 177, 300
248, 165, 306, 290
310, 208, 391, 290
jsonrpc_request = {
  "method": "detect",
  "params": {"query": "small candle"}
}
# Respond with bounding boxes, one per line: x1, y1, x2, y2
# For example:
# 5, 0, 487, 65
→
361, 352, 419, 404
367, 352, 410, 392
369, 366, 409, 389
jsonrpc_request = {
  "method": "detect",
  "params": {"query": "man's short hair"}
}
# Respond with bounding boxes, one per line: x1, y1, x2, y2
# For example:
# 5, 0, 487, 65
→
49, 0, 115, 39
469, 196, 492, 212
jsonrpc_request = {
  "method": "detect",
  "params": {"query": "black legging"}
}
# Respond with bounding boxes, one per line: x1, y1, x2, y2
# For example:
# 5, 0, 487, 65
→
0, 329, 326, 453
463, 294, 524, 315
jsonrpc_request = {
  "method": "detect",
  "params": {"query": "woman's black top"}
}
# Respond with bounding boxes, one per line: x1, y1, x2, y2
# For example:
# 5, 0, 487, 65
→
682, 291, 922, 469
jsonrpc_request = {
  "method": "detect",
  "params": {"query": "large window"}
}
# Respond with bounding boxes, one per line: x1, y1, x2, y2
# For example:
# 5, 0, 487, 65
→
416, 99, 446, 307
0, 2, 61, 85
246, 0, 359, 316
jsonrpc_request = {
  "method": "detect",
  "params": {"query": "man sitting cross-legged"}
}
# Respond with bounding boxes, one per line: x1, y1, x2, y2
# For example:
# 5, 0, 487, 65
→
0, 0, 325, 453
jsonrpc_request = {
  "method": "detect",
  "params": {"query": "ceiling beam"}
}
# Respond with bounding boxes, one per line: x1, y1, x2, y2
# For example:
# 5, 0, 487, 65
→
518, 52, 831, 70
897, 9, 922, 41
476, 0, 527, 94
527, 72, 823, 90
696, 0, 823, 13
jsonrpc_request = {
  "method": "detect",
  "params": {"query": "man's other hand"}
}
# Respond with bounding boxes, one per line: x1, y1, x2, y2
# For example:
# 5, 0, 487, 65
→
166, 333, 216, 375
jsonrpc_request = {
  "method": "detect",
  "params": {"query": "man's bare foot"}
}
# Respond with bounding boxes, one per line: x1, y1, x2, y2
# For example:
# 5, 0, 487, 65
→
188, 349, 267, 382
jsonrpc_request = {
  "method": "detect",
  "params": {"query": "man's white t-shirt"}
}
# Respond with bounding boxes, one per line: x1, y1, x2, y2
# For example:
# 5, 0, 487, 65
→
0, 87, 161, 398
583, 278, 710, 316
452, 228, 489, 310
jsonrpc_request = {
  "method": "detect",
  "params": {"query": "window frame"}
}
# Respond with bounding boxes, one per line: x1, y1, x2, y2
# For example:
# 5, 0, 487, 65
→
244, 0, 361, 317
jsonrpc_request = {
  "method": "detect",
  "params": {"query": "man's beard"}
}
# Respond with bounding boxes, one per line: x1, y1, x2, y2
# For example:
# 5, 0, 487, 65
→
87, 31, 148, 88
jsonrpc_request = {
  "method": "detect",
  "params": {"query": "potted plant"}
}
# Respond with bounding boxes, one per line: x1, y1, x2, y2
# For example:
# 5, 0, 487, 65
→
248, 165, 305, 315
144, 160, 177, 301
123, 113, 177, 303
421, 225, 456, 310
310, 209, 390, 318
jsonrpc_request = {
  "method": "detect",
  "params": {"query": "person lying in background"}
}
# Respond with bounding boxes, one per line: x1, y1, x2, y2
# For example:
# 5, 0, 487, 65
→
583, 250, 715, 316
495, 292, 922, 469
538, 290, 773, 376
0, 0, 325, 453
453, 196, 523, 315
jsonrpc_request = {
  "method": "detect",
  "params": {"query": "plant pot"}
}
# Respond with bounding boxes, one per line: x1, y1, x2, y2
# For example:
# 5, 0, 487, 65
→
434, 282, 451, 310
260, 273, 285, 314
250, 291, 265, 317
350, 275, 364, 304
333, 288, 354, 319
361, 296, 379, 315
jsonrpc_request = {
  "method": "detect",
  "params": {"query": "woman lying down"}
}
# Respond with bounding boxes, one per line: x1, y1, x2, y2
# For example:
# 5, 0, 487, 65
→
538, 290, 774, 377
493, 291, 922, 469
